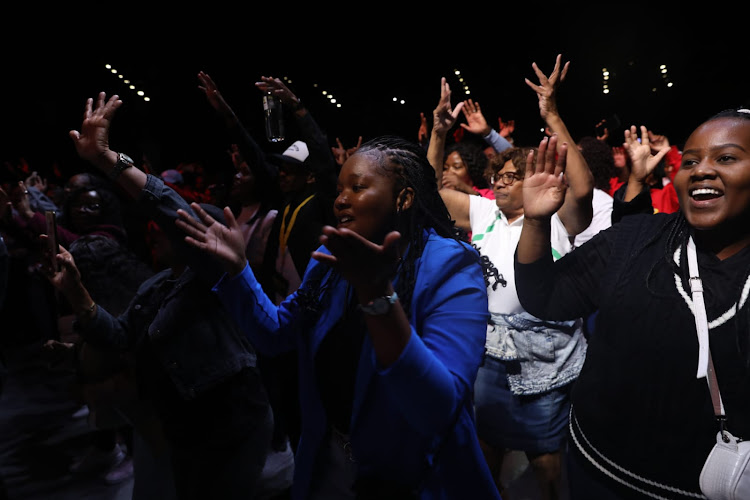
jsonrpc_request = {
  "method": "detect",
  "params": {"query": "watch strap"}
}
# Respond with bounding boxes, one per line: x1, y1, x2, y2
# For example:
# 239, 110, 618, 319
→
109, 152, 135, 180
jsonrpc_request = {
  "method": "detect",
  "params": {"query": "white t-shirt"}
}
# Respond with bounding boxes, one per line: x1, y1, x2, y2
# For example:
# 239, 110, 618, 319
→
469, 196, 573, 315
571, 188, 613, 249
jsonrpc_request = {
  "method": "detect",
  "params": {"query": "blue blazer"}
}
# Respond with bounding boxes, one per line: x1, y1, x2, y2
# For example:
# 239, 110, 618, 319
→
215, 229, 501, 499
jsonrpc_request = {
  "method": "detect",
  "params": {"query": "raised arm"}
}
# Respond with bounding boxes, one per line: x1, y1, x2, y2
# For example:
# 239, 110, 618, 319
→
622, 125, 670, 202
68, 92, 225, 284
426, 77, 464, 182
516, 135, 569, 264
426, 77, 471, 231
524, 55, 593, 236
198, 71, 279, 191
459, 99, 513, 154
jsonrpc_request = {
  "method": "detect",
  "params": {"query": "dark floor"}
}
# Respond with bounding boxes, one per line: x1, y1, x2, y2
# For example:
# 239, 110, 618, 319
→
0, 339, 563, 500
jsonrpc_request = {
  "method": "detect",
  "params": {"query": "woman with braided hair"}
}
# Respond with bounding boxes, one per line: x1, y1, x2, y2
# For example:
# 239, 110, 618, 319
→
515, 110, 750, 498
176, 134, 502, 499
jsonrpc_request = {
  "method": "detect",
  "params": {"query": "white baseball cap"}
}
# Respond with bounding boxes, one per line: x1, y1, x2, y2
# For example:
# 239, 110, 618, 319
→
269, 140, 310, 166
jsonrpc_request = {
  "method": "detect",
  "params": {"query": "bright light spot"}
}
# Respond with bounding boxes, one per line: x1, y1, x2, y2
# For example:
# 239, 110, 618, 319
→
330, 98, 337, 103
667, 82, 674, 88
110, 68, 117, 74
393, 97, 398, 102
137, 91, 144, 96
144, 97, 150, 102
603, 89, 610, 94
400, 99, 406, 105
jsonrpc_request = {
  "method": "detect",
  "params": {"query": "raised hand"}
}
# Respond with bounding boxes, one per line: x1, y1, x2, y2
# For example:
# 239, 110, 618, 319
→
524, 54, 569, 122
255, 76, 300, 108
197, 71, 233, 116
311, 226, 402, 292
647, 129, 671, 154
498, 117, 515, 138
623, 125, 669, 184
460, 99, 491, 136
522, 135, 568, 220
69, 92, 122, 166
175, 203, 248, 276
331, 137, 363, 167
432, 77, 465, 137
418, 112, 429, 146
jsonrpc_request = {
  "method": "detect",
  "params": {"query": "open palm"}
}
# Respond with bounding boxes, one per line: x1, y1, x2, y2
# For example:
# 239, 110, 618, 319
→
522, 136, 568, 220
176, 204, 248, 276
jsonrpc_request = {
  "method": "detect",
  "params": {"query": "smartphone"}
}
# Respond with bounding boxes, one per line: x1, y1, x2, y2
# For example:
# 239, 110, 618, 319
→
45, 210, 59, 272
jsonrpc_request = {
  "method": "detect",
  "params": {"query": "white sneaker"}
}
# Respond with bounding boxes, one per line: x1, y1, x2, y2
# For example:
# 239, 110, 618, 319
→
103, 454, 134, 484
71, 405, 90, 419
70, 444, 125, 475
257, 439, 294, 495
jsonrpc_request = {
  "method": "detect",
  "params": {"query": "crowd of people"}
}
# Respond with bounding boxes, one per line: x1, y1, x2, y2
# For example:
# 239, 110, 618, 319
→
0, 52, 748, 500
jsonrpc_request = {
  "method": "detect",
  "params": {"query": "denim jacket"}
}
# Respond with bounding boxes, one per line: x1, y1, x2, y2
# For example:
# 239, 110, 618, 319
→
485, 311, 587, 395
74, 175, 258, 400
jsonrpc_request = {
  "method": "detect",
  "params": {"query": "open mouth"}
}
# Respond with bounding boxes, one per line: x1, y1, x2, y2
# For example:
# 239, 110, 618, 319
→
689, 187, 722, 201
338, 215, 354, 224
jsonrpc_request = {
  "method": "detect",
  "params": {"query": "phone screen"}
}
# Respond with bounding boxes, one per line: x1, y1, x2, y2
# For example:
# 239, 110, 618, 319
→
45, 210, 59, 272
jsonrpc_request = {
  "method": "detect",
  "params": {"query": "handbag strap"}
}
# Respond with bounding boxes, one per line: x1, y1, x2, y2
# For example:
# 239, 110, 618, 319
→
686, 237, 726, 422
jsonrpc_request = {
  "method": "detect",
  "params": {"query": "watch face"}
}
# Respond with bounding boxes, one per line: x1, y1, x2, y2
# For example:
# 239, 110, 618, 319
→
368, 298, 389, 315
360, 293, 397, 315
119, 153, 134, 165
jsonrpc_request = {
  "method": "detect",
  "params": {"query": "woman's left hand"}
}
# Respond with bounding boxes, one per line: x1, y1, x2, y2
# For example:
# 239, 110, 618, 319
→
311, 226, 402, 293
522, 134, 568, 220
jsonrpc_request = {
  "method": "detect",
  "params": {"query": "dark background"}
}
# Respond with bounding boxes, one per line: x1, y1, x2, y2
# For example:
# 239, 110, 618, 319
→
3, 14, 747, 186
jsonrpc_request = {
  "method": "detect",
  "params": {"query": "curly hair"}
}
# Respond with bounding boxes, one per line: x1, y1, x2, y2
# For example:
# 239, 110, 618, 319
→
445, 141, 491, 189
578, 136, 616, 191
485, 146, 537, 183
295, 135, 501, 318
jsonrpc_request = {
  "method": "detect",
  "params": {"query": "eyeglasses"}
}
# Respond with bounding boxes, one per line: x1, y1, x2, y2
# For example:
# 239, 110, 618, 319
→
490, 172, 523, 186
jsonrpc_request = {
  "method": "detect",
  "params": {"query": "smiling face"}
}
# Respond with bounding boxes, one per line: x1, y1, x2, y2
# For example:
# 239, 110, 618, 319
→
674, 117, 750, 236
69, 190, 103, 232
443, 151, 472, 185
334, 152, 407, 243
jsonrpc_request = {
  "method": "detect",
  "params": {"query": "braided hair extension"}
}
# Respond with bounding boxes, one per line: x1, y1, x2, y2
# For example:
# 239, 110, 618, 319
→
293, 135, 501, 320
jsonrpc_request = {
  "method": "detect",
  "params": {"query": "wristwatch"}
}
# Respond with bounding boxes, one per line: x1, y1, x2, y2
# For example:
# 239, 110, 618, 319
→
359, 292, 398, 315
109, 152, 135, 180
291, 99, 305, 112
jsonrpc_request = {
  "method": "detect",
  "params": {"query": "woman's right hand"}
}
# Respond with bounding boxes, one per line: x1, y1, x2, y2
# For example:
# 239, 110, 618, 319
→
176, 204, 248, 277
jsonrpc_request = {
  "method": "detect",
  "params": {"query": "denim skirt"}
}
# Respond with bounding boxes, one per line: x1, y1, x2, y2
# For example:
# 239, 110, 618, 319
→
474, 356, 572, 454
